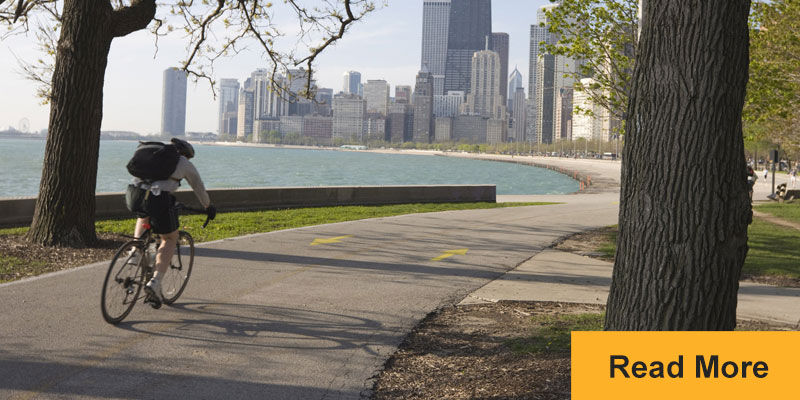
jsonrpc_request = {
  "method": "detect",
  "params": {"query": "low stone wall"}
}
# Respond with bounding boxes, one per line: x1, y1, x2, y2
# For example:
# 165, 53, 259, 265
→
0, 185, 496, 227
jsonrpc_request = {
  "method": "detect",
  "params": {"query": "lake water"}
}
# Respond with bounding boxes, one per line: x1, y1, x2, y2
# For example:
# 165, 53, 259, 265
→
0, 138, 578, 198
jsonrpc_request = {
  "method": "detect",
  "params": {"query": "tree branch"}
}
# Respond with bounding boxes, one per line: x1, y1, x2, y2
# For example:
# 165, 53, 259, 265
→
111, 0, 156, 38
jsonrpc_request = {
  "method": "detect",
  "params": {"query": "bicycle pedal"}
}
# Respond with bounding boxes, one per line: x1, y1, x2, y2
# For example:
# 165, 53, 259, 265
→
144, 293, 162, 309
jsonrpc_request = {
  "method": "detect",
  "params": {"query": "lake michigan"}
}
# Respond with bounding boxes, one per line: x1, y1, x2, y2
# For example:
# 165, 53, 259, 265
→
0, 138, 578, 198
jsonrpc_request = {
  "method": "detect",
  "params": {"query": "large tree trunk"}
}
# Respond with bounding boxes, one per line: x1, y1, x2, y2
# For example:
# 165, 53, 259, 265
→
605, 0, 752, 330
27, 0, 155, 247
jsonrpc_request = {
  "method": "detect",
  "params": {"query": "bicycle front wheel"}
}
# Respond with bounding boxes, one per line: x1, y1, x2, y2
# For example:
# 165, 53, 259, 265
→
161, 231, 194, 305
101, 241, 145, 324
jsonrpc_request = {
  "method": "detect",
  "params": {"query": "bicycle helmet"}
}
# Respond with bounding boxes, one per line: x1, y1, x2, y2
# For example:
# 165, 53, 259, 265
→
170, 138, 195, 159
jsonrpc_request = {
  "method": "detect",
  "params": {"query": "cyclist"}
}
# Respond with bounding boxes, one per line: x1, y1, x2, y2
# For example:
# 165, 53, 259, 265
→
130, 138, 216, 306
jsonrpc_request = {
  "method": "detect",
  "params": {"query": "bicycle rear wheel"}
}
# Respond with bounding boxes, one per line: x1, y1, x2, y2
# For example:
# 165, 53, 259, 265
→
161, 231, 194, 305
101, 241, 145, 324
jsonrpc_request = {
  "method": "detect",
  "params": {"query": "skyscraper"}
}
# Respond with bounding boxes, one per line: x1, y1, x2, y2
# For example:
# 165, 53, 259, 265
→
512, 87, 527, 143
533, 4, 577, 144
444, 0, 492, 95
236, 89, 254, 139
508, 67, 524, 112
491, 32, 509, 105
161, 68, 187, 137
395, 85, 413, 104
332, 93, 366, 142
413, 67, 435, 143
342, 71, 362, 96
363, 80, 391, 116
421, 0, 451, 95
527, 24, 549, 142
252, 69, 289, 120
218, 79, 240, 135
464, 49, 506, 120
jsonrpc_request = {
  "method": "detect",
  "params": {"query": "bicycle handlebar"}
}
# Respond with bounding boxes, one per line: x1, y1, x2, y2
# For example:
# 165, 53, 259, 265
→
174, 203, 213, 228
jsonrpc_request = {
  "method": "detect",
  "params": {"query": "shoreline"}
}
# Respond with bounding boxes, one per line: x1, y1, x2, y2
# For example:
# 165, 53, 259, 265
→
203, 141, 622, 193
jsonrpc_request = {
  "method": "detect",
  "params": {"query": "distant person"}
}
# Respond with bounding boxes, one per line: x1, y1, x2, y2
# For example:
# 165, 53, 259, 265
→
763, 166, 769, 181
127, 138, 216, 307
747, 165, 757, 202
791, 167, 797, 188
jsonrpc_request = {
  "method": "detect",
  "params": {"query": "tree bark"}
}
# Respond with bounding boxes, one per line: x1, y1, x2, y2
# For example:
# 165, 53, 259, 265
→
605, 0, 752, 330
27, 0, 155, 247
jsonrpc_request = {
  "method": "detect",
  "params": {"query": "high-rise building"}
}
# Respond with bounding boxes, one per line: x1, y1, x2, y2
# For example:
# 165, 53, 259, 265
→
421, 0, 451, 95
387, 103, 413, 143
395, 85, 413, 104
433, 91, 465, 117
512, 87, 527, 143
236, 89, 254, 138
452, 115, 487, 143
413, 67, 435, 143
533, 4, 578, 144
491, 32, 509, 105
303, 115, 333, 145
314, 88, 334, 116
332, 93, 366, 142
534, 52, 556, 144
218, 79, 239, 135
252, 69, 289, 120
444, 0, 492, 95
363, 80, 390, 115
507, 67, 524, 112
161, 68, 187, 137
554, 87, 573, 142
434, 117, 453, 142
342, 71, 361, 95
527, 24, 550, 142
464, 49, 506, 120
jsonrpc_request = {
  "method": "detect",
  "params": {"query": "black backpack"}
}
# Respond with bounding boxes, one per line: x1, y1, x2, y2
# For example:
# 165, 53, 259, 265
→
126, 141, 180, 182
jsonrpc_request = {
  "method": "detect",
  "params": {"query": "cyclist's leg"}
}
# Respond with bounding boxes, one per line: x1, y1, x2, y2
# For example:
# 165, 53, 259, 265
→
154, 230, 179, 278
134, 217, 149, 239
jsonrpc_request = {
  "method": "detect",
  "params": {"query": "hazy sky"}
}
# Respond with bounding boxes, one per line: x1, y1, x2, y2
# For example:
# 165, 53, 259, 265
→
0, 0, 550, 135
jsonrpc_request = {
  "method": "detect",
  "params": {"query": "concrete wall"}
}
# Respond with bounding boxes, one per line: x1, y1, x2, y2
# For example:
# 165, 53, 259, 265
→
0, 185, 496, 227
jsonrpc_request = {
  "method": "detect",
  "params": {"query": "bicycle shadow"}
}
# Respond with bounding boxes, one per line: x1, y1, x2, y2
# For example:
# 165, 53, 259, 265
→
116, 301, 397, 356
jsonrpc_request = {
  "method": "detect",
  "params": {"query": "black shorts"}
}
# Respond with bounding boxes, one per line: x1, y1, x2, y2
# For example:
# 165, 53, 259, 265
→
144, 192, 179, 234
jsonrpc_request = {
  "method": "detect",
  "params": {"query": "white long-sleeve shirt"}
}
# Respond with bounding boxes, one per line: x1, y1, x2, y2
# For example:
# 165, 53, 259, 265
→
133, 156, 211, 208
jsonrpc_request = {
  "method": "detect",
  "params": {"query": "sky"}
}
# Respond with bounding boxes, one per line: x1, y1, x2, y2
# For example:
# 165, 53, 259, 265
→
0, 0, 551, 135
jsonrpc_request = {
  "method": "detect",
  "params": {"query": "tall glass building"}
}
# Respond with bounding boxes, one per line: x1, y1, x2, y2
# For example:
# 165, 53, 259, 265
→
161, 68, 187, 137
444, 0, 491, 95
421, 0, 451, 95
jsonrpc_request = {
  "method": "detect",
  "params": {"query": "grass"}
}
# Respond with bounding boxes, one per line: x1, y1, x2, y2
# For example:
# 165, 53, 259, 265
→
577, 216, 800, 280
743, 218, 800, 279
595, 226, 618, 259
754, 202, 800, 225
0, 255, 45, 283
0, 202, 558, 241
506, 313, 604, 354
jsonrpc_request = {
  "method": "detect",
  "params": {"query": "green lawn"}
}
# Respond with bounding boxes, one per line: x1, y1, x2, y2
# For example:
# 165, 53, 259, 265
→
578, 218, 800, 280
1, 202, 559, 241
744, 218, 800, 279
94, 202, 558, 243
506, 313, 604, 354
754, 202, 800, 225
0, 202, 559, 282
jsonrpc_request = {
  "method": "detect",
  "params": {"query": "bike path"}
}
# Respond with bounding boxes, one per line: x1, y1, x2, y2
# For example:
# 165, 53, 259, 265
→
0, 193, 619, 399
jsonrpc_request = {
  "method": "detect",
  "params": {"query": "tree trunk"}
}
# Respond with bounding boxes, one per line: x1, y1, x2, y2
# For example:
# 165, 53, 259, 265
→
27, 0, 156, 247
605, 0, 752, 330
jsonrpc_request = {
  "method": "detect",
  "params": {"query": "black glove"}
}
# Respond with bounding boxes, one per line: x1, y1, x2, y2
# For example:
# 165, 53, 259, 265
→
206, 204, 217, 220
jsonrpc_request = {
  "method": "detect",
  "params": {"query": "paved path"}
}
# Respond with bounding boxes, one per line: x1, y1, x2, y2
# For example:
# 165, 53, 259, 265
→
462, 249, 800, 327
2, 155, 796, 399
0, 192, 619, 399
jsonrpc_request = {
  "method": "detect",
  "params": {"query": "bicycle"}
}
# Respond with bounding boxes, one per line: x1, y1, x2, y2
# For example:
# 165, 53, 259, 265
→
101, 203, 211, 324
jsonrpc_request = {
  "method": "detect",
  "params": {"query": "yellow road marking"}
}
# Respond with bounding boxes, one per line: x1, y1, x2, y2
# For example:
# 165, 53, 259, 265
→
310, 235, 353, 246
431, 248, 469, 261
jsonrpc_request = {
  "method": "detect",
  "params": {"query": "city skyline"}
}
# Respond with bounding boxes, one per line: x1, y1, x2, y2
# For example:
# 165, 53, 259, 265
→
0, 1, 549, 135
